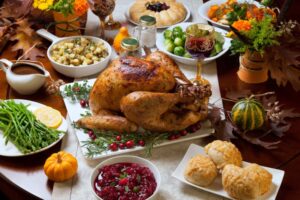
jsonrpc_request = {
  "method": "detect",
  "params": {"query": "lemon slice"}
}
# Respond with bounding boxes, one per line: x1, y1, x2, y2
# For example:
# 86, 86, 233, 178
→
33, 106, 62, 129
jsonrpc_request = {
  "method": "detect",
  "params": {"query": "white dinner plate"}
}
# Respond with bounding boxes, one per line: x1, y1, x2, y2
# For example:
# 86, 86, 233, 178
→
156, 22, 231, 65
125, 2, 191, 29
60, 79, 214, 160
0, 99, 67, 157
172, 143, 285, 200
198, 0, 262, 30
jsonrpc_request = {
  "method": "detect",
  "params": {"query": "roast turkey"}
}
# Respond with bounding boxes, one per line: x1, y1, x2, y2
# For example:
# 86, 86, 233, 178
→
77, 51, 211, 132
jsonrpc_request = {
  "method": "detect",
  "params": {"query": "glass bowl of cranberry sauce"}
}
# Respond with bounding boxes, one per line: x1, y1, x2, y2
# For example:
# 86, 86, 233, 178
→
91, 156, 161, 200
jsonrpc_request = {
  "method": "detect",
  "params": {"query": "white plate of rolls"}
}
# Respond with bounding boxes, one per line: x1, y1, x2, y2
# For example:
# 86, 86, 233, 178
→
172, 141, 285, 200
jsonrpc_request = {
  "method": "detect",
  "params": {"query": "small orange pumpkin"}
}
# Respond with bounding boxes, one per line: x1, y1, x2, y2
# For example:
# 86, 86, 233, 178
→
44, 151, 78, 182
113, 26, 130, 53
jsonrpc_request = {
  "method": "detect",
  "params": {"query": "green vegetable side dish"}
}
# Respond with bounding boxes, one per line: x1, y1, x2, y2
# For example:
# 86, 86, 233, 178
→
163, 26, 225, 58
0, 100, 64, 154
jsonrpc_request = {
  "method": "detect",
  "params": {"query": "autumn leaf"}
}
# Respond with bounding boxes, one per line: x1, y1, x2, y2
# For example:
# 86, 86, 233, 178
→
9, 19, 44, 60
0, 0, 33, 18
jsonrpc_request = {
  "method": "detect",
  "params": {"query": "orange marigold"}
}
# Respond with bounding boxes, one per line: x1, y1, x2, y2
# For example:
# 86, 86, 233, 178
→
74, 0, 89, 16
232, 20, 251, 31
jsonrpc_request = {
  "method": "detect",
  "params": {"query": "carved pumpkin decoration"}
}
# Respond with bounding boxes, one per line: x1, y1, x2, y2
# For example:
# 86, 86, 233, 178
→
44, 151, 78, 182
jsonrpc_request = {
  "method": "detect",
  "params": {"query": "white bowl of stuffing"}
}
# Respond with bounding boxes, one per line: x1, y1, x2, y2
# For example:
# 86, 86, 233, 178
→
37, 29, 112, 78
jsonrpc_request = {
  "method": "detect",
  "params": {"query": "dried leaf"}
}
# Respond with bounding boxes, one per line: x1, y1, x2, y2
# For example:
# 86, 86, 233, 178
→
9, 19, 44, 60
225, 89, 252, 101
270, 123, 290, 138
0, 0, 33, 18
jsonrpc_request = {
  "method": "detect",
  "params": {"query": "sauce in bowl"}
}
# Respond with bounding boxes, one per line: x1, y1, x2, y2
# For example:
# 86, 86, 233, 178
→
12, 64, 44, 75
94, 162, 157, 200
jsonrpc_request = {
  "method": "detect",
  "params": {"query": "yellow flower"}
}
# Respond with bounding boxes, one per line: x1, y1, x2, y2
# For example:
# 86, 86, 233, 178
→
33, 0, 54, 11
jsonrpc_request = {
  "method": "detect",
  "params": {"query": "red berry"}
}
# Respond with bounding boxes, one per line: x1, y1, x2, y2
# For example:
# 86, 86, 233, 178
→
125, 140, 135, 148
91, 134, 96, 140
119, 178, 128, 185
109, 142, 118, 151
168, 135, 176, 140
80, 99, 87, 107
138, 140, 145, 146
116, 135, 122, 141
119, 143, 126, 149
87, 130, 94, 136
174, 134, 180, 139
180, 130, 188, 136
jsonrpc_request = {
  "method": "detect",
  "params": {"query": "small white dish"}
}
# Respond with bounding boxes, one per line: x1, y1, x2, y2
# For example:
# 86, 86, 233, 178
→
198, 0, 262, 30
0, 99, 67, 157
156, 22, 231, 65
172, 143, 285, 200
91, 155, 161, 200
125, 2, 191, 29
37, 29, 112, 78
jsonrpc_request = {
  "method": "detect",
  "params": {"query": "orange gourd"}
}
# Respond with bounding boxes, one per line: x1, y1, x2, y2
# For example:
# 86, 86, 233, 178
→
44, 151, 78, 182
113, 26, 130, 53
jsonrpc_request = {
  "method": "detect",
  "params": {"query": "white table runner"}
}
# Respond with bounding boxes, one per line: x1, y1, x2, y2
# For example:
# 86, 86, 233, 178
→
52, 0, 225, 199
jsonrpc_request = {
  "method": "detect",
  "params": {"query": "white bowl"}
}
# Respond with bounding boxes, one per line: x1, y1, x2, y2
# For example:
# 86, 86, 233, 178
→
90, 155, 161, 200
37, 29, 112, 78
198, 0, 262, 30
156, 22, 231, 66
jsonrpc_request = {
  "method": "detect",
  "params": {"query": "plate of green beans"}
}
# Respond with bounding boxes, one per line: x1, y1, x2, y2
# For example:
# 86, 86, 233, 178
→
0, 99, 67, 157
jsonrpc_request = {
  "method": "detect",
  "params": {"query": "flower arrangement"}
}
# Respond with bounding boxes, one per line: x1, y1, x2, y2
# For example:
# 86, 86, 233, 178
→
33, 0, 89, 17
229, 16, 282, 55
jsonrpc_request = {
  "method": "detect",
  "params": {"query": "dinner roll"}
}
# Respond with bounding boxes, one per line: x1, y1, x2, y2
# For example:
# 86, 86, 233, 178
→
222, 164, 272, 200
184, 155, 218, 186
204, 140, 242, 169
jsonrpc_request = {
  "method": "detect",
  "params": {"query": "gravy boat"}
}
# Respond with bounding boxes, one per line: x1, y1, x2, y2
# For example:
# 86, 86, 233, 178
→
0, 59, 50, 95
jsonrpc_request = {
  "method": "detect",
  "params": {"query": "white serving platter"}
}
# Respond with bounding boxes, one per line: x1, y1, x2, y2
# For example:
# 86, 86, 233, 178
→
156, 22, 231, 65
60, 79, 214, 160
125, 2, 191, 29
198, 0, 262, 30
172, 143, 285, 200
0, 99, 67, 157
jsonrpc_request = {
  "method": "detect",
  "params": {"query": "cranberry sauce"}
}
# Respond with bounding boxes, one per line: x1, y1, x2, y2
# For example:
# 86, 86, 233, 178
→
146, 2, 170, 12
94, 162, 157, 200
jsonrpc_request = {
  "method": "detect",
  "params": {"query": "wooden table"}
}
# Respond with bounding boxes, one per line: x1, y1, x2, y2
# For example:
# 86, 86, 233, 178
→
1, 1, 300, 200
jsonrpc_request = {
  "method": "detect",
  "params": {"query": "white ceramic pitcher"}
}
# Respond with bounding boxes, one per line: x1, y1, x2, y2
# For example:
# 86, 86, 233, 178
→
0, 59, 50, 95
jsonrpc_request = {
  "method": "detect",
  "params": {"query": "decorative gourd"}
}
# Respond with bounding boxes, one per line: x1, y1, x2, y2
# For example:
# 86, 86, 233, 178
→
231, 98, 265, 131
113, 26, 130, 53
44, 151, 78, 182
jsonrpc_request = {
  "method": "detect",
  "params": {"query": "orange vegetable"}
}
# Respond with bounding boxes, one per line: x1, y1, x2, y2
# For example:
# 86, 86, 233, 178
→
208, 5, 220, 18
44, 151, 78, 182
232, 20, 252, 31
113, 26, 130, 53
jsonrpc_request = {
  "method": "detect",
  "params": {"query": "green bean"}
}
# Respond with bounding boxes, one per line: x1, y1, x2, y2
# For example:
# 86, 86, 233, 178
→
0, 100, 65, 154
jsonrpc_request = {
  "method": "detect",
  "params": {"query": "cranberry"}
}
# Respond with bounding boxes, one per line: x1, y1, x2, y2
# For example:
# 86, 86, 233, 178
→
126, 140, 135, 148
119, 143, 126, 149
174, 134, 180, 139
91, 134, 96, 140
87, 130, 94, 136
116, 135, 122, 141
109, 143, 118, 151
138, 140, 145, 146
119, 178, 128, 185
168, 135, 176, 140
80, 99, 87, 107
190, 126, 199, 133
180, 130, 188, 136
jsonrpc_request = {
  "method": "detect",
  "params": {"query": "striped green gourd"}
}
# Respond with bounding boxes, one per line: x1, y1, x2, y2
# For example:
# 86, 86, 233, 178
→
231, 98, 265, 131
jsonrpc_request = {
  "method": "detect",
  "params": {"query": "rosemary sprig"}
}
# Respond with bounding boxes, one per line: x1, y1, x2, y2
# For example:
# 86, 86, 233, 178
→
61, 80, 91, 103
80, 128, 172, 158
